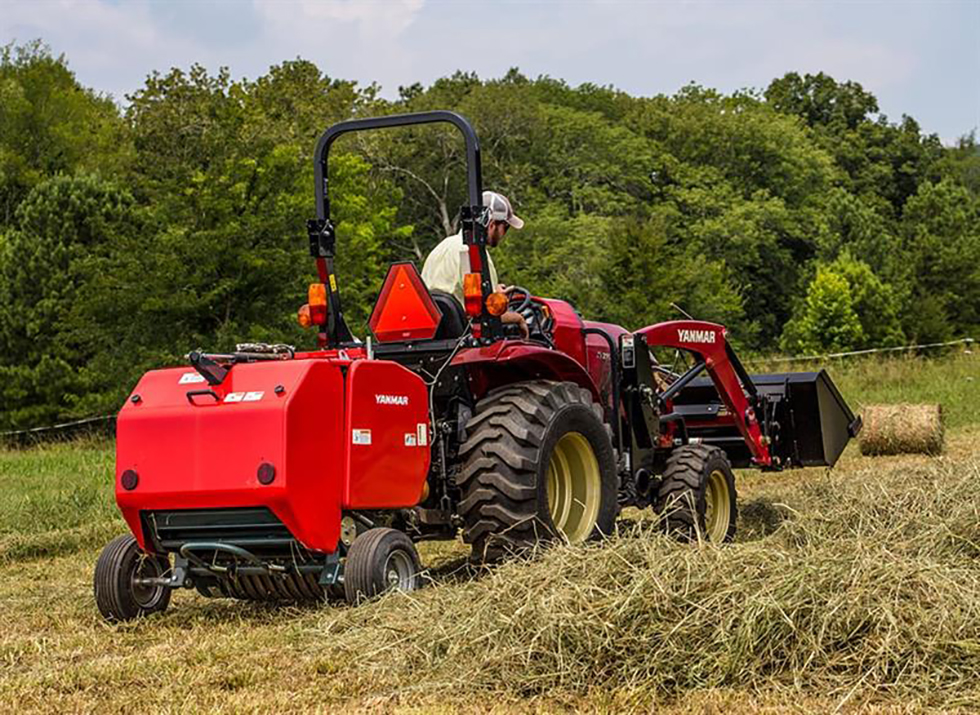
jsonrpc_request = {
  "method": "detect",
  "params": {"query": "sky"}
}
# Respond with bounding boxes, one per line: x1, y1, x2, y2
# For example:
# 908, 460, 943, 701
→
2, 0, 978, 144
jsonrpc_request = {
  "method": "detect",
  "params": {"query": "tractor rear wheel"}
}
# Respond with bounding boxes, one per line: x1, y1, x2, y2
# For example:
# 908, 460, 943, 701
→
343, 528, 421, 605
94, 534, 172, 622
458, 380, 618, 563
657, 444, 737, 542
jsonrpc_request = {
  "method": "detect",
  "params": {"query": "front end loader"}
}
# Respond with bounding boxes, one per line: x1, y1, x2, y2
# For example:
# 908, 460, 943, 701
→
95, 111, 860, 621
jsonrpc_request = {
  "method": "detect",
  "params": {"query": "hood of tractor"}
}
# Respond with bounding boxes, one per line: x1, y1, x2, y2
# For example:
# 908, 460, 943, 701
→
115, 357, 431, 554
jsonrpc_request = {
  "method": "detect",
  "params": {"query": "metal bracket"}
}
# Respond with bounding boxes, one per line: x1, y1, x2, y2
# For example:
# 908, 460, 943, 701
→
307, 218, 336, 258
188, 350, 228, 386
318, 551, 342, 586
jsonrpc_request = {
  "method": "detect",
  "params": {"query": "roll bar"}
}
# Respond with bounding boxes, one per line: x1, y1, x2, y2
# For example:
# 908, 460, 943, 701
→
308, 111, 498, 347
314, 110, 483, 220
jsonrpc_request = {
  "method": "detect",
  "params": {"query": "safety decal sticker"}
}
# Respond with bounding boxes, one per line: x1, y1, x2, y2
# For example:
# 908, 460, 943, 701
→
404, 433, 417, 447
352, 428, 372, 446
224, 392, 245, 403
243, 391, 264, 402
417, 423, 428, 447
179, 372, 206, 385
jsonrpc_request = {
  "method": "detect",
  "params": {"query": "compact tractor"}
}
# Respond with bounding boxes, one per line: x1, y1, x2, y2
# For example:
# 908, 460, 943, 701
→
95, 112, 861, 621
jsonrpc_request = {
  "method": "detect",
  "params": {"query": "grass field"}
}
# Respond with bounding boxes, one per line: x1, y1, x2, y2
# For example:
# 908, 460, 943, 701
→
1, 350, 978, 712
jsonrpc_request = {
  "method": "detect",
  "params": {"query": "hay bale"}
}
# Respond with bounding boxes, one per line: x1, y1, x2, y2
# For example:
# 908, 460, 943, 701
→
859, 403, 944, 456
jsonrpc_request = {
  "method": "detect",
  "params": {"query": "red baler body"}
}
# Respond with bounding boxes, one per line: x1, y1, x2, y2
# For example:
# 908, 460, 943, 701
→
116, 356, 430, 555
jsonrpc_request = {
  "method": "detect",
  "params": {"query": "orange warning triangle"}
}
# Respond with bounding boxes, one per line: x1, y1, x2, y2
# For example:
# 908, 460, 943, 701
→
369, 263, 444, 342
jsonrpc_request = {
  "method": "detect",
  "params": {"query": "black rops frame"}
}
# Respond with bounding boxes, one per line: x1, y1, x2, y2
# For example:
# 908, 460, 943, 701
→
309, 110, 499, 346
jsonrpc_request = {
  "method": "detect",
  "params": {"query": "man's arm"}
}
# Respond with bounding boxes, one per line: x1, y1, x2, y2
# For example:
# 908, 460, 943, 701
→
500, 310, 529, 340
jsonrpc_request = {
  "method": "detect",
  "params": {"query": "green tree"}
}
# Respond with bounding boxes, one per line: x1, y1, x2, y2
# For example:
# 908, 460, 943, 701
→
899, 179, 980, 341
0, 41, 131, 225
599, 214, 744, 334
825, 252, 904, 347
764, 72, 878, 131
781, 268, 864, 354
0, 174, 139, 428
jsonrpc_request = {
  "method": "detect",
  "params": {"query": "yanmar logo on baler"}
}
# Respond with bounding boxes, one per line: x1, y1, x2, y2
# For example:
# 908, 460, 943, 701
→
678, 329, 717, 344
375, 394, 409, 406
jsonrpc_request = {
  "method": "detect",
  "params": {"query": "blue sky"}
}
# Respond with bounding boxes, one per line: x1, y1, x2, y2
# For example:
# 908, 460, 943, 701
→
3, 0, 978, 143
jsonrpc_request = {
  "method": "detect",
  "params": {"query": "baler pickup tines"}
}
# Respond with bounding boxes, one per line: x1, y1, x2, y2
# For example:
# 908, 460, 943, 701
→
179, 542, 288, 576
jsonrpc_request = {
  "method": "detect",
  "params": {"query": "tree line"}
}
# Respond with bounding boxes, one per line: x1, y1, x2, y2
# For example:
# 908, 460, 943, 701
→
1, 41, 978, 430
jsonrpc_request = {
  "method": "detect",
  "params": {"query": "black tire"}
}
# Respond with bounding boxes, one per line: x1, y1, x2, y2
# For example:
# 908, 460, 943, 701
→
94, 534, 172, 622
657, 444, 737, 542
343, 528, 421, 605
458, 380, 618, 563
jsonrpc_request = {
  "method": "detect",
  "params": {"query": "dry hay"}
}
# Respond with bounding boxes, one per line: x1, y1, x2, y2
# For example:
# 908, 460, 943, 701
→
859, 403, 944, 456
309, 457, 980, 709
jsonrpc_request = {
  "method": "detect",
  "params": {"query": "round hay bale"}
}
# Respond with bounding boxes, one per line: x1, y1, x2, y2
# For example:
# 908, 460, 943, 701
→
858, 403, 944, 456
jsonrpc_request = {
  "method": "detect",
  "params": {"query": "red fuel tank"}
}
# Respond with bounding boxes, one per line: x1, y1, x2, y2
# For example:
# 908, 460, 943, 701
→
116, 357, 430, 555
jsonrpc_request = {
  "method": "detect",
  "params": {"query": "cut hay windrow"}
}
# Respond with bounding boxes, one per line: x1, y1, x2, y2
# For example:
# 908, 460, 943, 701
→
859, 403, 945, 456
311, 458, 980, 707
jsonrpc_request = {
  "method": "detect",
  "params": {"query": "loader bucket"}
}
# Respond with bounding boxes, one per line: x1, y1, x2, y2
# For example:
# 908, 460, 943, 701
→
750, 371, 862, 468
672, 370, 861, 469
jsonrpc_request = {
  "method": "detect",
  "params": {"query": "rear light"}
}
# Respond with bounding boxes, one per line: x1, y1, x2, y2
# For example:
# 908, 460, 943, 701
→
463, 272, 483, 318
308, 283, 327, 325
257, 463, 276, 485
485, 291, 508, 316
297, 303, 312, 328
121, 470, 138, 490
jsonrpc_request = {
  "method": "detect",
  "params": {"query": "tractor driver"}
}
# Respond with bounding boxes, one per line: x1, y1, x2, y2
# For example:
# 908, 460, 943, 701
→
422, 190, 529, 339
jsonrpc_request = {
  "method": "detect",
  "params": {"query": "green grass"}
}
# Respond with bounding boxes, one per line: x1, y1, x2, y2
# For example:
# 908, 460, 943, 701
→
0, 438, 121, 563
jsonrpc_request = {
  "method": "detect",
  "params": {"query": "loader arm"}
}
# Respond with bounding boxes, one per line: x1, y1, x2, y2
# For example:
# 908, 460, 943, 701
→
633, 321, 772, 467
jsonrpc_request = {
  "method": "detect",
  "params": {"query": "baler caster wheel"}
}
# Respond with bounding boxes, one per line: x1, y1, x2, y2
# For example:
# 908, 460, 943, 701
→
656, 444, 737, 543
343, 528, 421, 605
94, 534, 172, 622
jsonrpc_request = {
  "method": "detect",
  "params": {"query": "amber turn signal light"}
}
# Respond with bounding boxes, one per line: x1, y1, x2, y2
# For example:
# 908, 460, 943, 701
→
297, 303, 312, 328
308, 283, 327, 325
463, 272, 483, 318
485, 291, 508, 316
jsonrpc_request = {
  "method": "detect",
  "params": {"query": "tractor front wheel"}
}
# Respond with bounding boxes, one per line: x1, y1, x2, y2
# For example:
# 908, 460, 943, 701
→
343, 528, 422, 605
94, 534, 172, 622
656, 444, 737, 542
458, 380, 618, 563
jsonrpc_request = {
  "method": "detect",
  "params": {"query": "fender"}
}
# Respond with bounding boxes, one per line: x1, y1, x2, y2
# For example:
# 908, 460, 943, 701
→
633, 320, 772, 467
451, 342, 601, 401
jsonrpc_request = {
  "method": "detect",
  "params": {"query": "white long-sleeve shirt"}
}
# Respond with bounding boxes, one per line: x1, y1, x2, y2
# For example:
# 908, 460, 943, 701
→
420, 232, 498, 305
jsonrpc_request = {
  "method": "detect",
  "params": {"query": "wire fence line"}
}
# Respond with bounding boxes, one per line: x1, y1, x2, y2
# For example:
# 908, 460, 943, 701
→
746, 337, 975, 366
1, 338, 974, 441
0, 414, 115, 440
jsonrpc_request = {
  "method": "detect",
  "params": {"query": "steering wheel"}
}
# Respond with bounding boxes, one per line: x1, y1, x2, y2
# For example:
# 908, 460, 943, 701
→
505, 286, 532, 313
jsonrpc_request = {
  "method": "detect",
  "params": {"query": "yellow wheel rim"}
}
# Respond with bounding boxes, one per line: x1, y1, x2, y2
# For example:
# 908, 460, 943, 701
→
546, 432, 601, 543
705, 469, 731, 542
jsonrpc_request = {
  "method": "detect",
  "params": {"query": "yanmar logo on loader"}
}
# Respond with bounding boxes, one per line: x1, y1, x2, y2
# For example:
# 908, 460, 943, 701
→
375, 394, 409, 406
678, 329, 717, 344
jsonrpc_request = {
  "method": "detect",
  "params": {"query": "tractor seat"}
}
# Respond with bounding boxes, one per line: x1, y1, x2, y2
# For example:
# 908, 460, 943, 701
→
431, 290, 467, 339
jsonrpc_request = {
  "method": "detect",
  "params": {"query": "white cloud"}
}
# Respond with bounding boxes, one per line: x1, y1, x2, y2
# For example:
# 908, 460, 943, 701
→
252, 0, 425, 38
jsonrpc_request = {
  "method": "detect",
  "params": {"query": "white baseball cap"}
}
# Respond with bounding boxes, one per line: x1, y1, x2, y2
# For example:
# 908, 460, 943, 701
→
483, 190, 524, 230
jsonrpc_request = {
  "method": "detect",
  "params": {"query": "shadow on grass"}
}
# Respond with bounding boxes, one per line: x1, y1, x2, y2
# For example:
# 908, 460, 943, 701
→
738, 497, 792, 541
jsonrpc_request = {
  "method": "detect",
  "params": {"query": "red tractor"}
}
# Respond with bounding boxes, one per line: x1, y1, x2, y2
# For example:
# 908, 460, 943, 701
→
95, 112, 860, 620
